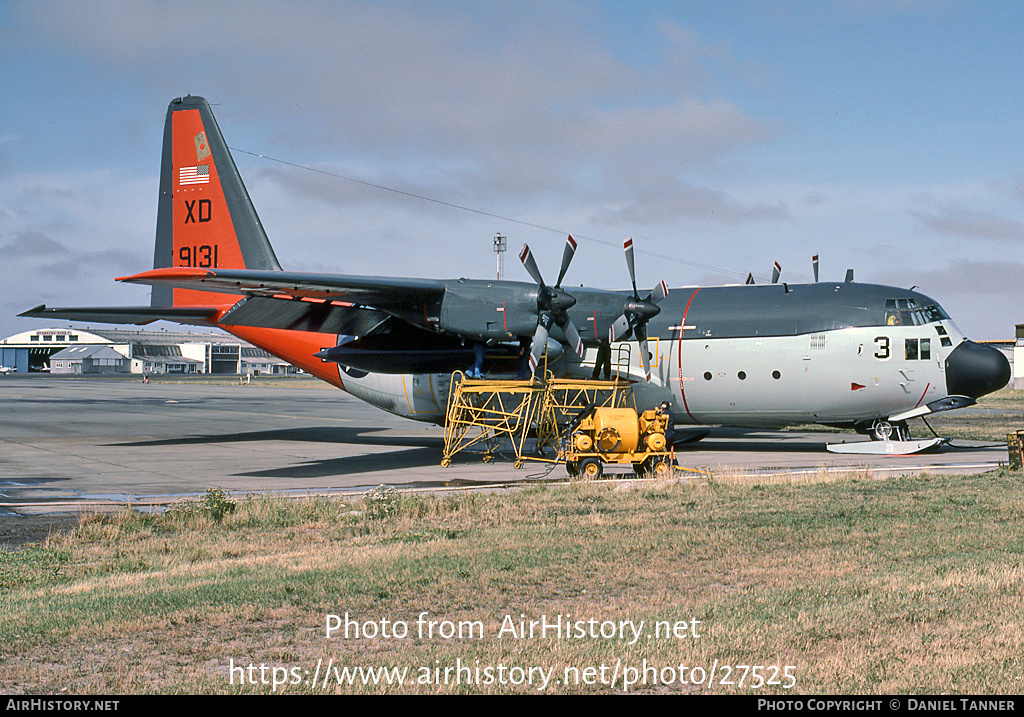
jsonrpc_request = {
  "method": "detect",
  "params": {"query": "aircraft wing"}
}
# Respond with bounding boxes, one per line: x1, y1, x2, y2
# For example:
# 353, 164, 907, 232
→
18, 304, 220, 325
116, 268, 447, 311
20, 269, 448, 334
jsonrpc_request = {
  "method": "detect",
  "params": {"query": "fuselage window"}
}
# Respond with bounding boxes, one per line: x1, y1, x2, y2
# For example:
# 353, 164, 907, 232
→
903, 338, 931, 360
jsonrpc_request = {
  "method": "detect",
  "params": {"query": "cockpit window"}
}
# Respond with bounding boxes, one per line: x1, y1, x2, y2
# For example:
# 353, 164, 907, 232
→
884, 298, 939, 326
924, 304, 949, 322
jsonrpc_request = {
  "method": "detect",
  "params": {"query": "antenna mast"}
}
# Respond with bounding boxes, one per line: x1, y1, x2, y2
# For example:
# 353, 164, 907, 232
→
493, 233, 507, 280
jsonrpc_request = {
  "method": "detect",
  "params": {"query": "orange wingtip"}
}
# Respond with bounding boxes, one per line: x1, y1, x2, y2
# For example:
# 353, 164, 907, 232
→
116, 267, 214, 282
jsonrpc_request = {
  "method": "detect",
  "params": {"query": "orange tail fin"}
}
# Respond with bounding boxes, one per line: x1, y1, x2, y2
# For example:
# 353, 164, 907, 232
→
152, 96, 281, 308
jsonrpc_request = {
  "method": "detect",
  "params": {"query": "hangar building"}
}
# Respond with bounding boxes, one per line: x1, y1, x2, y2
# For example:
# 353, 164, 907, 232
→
0, 327, 297, 376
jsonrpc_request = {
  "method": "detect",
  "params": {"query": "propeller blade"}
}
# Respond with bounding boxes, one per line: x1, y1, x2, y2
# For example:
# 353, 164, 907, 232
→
608, 314, 631, 343
528, 312, 553, 373
771, 261, 782, 284
635, 323, 652, 381
812, 254, 819, 283
623, 237, 638, 297
650, 280, 668, 304
555, 235, 577, 288
519, 244, 547, 289
557, 315, 584, 357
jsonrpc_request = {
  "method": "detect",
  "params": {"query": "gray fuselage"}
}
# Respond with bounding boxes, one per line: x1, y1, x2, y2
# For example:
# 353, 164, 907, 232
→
337, 281, 1009, 429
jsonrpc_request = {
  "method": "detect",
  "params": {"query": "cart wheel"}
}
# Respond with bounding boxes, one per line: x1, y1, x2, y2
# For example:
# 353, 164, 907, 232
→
643, 456, 672, 478
566, 460, 580, 478
579, 457, 603, 479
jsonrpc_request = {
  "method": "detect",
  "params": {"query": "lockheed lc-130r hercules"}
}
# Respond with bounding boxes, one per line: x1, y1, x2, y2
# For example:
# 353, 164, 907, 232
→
21, 96, 1010, 450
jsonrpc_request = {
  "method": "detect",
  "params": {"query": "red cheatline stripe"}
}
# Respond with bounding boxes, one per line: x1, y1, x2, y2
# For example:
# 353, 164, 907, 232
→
678, 288, 701, 423
915, 383, 931, 408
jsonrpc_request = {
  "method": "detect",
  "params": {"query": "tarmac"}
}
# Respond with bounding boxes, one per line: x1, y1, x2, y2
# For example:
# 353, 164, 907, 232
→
0, 374, 1011, 519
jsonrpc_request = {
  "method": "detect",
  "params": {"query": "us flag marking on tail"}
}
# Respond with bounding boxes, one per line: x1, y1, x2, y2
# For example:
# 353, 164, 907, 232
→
179, 165, 210, 185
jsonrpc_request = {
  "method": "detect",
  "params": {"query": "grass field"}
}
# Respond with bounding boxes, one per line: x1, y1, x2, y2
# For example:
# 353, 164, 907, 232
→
2, 466, 1023, 694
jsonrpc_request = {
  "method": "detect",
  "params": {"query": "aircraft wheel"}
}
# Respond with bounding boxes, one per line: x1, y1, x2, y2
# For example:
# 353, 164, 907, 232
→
578, 457, 603, 480
441, 458, 451, 468
870, 420, 893, 441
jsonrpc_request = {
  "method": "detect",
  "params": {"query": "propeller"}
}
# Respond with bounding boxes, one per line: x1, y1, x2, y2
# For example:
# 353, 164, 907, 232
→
608, 237, 669, 381
519, 235, 584, 374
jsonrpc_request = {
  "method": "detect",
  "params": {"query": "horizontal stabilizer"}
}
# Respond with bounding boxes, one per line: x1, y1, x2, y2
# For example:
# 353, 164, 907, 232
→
18, 304, 218, 325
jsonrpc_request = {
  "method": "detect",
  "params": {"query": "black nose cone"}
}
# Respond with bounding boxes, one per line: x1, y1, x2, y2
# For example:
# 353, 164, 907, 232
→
945, 340, 1011, 399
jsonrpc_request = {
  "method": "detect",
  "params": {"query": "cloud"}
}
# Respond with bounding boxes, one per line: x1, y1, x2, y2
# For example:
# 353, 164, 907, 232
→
7, 1, 778, 208
910, 205, 1024, 242
36, 248, 144, 280
0, 230, 69, 257
591, 179, 790, 225
877, 259, 1024, 297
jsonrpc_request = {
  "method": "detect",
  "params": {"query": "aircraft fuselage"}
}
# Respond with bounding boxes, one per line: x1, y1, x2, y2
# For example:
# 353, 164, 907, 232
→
334, 280, 1009, 431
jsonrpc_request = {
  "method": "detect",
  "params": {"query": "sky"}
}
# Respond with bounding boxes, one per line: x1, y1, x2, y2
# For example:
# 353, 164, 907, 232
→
1, 0, 1022, 341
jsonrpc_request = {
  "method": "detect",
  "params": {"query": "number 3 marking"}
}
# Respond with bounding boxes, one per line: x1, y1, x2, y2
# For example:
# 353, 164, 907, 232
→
874, 336, 890, 360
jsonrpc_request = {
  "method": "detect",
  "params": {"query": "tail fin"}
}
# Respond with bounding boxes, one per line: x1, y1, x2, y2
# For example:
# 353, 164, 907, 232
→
151, 96, 281, 307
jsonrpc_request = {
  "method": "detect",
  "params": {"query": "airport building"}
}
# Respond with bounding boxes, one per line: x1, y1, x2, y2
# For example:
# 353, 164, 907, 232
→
1016, 324, 1024, 390
0, 327, 297, 376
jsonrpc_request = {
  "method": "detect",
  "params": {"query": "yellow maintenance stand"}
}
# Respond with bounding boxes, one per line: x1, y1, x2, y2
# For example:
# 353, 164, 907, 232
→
441, 345, 699, 479
441, 371, 634, 468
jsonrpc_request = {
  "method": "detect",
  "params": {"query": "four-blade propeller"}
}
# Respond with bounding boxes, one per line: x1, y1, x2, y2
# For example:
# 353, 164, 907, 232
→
607, 237, 669, 381
519, 235, 584, 374
519, 235, 668, 382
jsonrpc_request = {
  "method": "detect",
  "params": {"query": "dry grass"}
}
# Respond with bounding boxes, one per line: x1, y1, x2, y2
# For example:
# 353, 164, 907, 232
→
2, 470, 1023, 694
